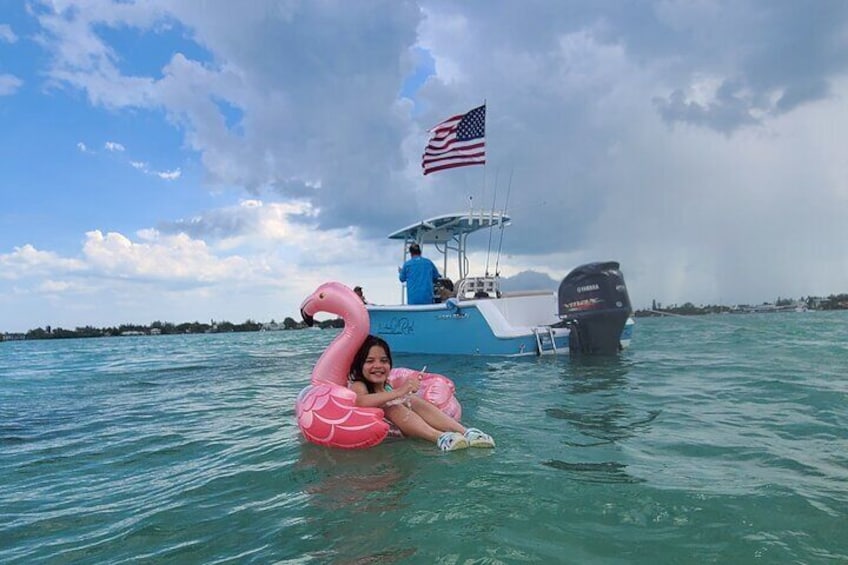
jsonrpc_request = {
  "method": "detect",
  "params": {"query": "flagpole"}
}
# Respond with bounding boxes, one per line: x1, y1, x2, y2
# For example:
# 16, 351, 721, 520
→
480, 98, 487, 224
480, 100, 485, 220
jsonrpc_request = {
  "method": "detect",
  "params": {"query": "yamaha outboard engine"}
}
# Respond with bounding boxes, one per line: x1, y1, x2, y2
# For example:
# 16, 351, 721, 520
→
558, 261, 632, 355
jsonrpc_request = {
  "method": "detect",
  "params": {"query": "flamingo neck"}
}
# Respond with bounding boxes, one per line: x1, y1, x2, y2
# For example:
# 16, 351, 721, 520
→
311, 306, 369, 387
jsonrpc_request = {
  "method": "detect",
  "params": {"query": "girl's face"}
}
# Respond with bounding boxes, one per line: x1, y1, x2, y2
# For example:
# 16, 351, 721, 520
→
362, 345, 391, 386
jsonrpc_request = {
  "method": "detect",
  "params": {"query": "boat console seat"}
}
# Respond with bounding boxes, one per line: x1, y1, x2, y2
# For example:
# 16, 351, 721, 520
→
456, 276, 500, 301
433, 277, 455, 303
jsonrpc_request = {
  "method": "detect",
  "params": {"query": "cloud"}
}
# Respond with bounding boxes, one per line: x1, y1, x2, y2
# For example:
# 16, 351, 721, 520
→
0, 24, 17, 43
0, 199, 405, 331
647, 2, 848, 132
653, 78, 760, 134
82, 229, 250, 283
0, 74, 23, 95
0, 244, 86, 280
0, 25, 18, 97
1, 229, 262, 288
1, 197, 396, 294
156, 168, 181, 180
127, 159, 180, 180
154, 199, 369, 269
78, 140, 180, 180
33, 1, 424, 235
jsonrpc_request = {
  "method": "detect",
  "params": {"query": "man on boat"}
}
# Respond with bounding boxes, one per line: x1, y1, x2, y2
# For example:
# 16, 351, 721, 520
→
398, 243, 441, 304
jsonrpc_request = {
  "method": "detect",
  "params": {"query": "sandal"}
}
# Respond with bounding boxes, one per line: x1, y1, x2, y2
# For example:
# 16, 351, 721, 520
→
437, 431, 469, 451
464, 428, 495, 448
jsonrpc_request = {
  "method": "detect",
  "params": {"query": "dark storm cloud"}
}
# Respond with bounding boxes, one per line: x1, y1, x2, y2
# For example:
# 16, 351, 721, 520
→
160, 0, 425, 235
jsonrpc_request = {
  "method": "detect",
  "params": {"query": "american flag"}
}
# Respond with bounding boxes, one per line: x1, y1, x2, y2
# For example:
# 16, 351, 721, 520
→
422, 104, 486, 176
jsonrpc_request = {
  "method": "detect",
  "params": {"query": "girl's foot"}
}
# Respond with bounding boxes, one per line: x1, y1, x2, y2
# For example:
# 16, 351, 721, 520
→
464, 428, 495, 448
437, 431, 469, 451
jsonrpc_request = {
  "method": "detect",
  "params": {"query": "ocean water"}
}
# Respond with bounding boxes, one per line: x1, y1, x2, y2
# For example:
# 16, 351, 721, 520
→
1, 312, 846, 564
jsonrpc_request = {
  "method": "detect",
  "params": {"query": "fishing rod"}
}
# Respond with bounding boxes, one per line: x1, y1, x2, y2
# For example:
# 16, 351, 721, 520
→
484, 169, 500, 277
493, 168, 514, 276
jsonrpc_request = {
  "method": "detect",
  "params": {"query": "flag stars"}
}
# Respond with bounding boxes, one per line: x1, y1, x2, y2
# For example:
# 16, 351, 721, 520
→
456, 106, 486, 141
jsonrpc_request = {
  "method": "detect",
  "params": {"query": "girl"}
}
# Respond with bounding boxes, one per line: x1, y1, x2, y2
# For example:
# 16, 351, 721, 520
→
349, 335, 495, 451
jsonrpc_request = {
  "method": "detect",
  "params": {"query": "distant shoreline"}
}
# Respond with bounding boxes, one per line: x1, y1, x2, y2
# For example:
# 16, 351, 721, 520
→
4, 293, 847, 341
1, 317, 343, 342
635, 293, 848, 318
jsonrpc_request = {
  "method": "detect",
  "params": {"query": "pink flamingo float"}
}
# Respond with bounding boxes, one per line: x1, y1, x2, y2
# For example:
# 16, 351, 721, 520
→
297, 281, 461, 449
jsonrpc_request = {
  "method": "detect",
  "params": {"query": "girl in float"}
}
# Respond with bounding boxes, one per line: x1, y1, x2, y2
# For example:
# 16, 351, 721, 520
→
349, 335, 495, 452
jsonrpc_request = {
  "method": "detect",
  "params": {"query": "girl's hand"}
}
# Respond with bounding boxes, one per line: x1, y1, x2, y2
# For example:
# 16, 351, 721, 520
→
400, 377, 420, 396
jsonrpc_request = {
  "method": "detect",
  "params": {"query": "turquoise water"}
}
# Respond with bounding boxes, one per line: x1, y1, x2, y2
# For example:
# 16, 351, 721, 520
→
2, 312, 847, 563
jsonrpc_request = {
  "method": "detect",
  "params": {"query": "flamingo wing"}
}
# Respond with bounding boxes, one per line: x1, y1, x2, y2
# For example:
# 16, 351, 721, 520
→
418, 376, 462, 421
389, 367, 462, 421
296, 383, 389, 449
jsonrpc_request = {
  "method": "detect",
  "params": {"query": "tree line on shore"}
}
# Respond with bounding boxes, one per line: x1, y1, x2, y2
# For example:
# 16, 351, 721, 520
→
2, 317, 343, 341
633, 293, 848, 317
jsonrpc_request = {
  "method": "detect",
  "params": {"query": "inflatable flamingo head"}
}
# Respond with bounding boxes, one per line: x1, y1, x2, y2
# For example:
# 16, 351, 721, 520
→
299, 281, 371, 387
299, 281, 369, 327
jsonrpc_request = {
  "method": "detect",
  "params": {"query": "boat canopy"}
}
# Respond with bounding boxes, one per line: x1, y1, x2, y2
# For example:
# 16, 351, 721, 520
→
388, 211, 510, 281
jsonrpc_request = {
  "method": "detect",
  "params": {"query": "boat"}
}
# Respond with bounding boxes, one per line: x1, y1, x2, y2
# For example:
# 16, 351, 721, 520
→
366, 211, 634, 356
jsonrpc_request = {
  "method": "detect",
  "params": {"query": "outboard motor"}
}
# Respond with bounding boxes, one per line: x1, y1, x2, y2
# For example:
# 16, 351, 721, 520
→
558, 261, 632, 355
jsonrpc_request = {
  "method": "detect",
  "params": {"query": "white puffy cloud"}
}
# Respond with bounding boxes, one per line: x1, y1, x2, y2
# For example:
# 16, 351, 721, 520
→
0, 244, 86, 279
81, 229, 248, 282
0, 24, 17, 43
0, 74, 22, 95
156, 168, 181, 180
0, 198, 406, 330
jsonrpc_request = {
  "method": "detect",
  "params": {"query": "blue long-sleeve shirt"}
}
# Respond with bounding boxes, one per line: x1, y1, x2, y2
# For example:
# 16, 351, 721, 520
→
399, 256, 440, 305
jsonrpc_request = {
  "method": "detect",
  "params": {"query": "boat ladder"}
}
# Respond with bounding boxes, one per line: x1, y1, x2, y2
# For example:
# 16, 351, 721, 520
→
533, 326, 558, 355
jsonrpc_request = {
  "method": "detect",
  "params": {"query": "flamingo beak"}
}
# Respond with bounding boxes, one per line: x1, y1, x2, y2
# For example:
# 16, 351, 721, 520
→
300, 293, 316, 326
301, 308, 315, 327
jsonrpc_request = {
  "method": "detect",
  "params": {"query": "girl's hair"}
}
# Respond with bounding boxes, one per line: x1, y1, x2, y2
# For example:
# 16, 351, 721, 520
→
350, 335, 393, 393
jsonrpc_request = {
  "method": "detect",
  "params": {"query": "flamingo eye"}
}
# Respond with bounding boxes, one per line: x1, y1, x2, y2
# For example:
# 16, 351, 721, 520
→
319, 292, 325, 299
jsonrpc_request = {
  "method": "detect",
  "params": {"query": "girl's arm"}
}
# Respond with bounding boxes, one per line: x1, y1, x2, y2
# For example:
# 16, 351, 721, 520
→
350, 380, 413, 408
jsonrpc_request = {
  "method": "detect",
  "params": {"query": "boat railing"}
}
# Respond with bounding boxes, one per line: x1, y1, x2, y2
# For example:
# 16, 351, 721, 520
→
455, 276, 500, 300
499, 289, 555, 298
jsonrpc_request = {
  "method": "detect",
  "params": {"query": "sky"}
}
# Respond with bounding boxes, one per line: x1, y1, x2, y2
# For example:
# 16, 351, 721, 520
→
2, 1, 848, 333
